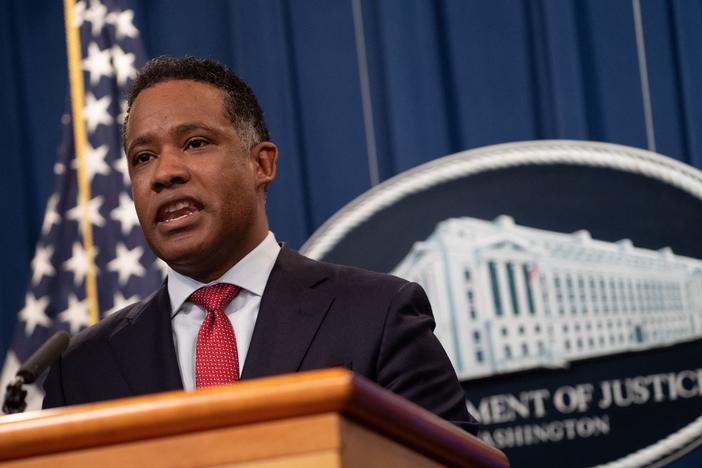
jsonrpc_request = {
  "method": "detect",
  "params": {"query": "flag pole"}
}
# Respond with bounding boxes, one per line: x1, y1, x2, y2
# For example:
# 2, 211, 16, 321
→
63, 0, 99, 325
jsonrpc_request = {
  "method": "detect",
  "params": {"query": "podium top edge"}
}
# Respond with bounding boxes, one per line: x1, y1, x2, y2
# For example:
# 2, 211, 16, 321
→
0, 368, 507, 467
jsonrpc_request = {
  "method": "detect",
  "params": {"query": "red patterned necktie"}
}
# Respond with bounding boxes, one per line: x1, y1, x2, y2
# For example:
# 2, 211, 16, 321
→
189, 283, 241, 388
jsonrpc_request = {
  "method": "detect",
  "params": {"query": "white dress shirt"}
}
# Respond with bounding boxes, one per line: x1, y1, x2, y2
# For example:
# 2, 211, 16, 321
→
168, 232, 281, 390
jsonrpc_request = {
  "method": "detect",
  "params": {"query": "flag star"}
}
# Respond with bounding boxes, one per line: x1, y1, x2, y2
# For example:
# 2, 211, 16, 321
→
59, 294, 90, 334
72, 0, 86, 27
107, 243, 145, 285
54, 162, 66, 175
111, 46, 136, 87
83, 0, 108, 36
31, 244, 55, 285
105, 291, 140, 316
41, 193, 61, 235
113, 151, 130, 186
111, 192, 139, 235
118, 98, 128, 124
18, 293, 50, 336
67, 195, 106, 227
82, 42, 113, 85
63, 242, 98, 287
83, 92, 113, 133
106, 9, 138, 39
153, 258, 169, 278
71, 142, 110, 183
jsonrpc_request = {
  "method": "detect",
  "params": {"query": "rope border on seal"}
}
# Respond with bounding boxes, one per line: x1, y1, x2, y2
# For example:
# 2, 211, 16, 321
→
300, 139, 702, 467
302, 139, 702, 259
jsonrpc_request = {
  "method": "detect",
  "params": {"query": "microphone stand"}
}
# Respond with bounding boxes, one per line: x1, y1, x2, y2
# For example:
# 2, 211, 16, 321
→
3, 376, 29, 414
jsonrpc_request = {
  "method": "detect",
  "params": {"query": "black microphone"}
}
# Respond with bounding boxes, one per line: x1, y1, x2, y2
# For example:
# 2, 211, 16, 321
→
3, 331, 70, 414
17, 331, 70, 384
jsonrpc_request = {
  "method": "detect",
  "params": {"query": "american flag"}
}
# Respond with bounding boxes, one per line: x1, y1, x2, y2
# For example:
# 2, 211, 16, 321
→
1, 0, 163, 411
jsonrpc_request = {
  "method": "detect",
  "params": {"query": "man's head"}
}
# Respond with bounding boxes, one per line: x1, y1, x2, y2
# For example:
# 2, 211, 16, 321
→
123, 56, 277, 282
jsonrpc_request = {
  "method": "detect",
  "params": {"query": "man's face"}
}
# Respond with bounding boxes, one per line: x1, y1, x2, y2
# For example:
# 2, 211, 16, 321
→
124, 79, 276, 282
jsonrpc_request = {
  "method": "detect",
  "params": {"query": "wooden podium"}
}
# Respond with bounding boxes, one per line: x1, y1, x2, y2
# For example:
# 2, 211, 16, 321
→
0, 369, 507, 467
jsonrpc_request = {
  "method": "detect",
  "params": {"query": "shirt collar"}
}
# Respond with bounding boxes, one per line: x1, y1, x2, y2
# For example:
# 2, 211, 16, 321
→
167, 231, 281, 316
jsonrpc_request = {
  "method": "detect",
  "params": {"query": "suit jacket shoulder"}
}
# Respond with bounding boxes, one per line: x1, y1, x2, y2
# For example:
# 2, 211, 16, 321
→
42, 285, 182, 408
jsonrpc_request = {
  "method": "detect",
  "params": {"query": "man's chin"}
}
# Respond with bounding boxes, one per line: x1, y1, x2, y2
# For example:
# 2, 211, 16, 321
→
152, 243, 208, 273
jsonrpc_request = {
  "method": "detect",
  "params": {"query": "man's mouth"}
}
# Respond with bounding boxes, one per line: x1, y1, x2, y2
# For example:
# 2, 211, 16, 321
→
156, 198, 204, 224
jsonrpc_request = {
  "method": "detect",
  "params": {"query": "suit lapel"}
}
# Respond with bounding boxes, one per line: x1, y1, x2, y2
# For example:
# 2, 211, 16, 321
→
241, 247, 333, 380
108, 284, 184, 394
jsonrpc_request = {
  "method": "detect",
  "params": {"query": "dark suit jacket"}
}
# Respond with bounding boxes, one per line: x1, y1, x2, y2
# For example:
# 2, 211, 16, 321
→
43, 247, 477, 433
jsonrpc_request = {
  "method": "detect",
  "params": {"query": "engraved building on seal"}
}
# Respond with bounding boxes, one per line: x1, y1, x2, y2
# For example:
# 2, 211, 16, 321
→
392, 216, 702, 381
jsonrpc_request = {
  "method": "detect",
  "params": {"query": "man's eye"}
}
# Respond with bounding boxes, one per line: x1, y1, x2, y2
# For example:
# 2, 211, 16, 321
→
132, 153, 153, 165
187, 139, 208, 149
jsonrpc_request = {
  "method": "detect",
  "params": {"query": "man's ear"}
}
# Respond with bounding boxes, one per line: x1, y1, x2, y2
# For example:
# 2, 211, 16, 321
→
252, 142, 278, 189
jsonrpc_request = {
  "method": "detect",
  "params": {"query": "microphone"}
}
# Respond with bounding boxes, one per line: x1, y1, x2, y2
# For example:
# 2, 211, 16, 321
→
3, 331, 70, 414
17, 331, 70, 384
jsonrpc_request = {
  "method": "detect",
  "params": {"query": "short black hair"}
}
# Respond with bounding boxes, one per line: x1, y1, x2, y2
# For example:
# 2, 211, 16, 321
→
123, 56, 270, 149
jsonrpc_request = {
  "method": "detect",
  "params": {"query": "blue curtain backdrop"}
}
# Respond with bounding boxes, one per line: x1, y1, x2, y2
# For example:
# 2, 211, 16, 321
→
2, 0, 702, 400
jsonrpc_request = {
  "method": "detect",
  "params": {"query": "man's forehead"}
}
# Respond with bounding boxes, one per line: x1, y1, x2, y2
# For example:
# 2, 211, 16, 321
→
132, 79, 227, 108
125, 80, 230, 137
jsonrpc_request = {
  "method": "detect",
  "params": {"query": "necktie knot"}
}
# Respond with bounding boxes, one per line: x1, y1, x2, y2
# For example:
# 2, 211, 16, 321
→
189, 283, 240, 312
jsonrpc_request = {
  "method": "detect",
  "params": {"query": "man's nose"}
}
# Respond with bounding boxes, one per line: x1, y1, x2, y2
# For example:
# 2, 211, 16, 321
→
151, 150, 189, 191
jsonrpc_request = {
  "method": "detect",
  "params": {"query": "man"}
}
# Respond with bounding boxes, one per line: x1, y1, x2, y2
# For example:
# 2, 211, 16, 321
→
43, 56, 477, 433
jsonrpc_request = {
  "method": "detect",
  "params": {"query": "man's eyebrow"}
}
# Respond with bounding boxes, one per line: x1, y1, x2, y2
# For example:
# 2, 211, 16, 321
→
126, 122, 217, 155
126, 135, 153, 156
171, 122, 216, 137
